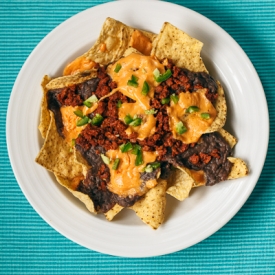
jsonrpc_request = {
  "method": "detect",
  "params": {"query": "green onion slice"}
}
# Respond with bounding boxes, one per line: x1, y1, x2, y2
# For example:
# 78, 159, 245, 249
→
74, 109, 84, 118
161, 97, 170, 104
112, 158, 120, 170
129, 118, 142, 127
141, 81, 150, 95
114, 63, 122, 73
145, 108, 157, 115
170, 94, 179, 104
101, 154, 110, 165
127, 75, 139, 87
117, 100, 122, 108
154, 68, 172, 83
124, 114, 133, 125
176, 121, 187, 135
201, 112, 211, 119
83, 95, 98, 108
119, 142, 133, 153
135, 149, 143, 166
91, 113, 104, 126
186, 106, 200, 113
144, 162, 160, 173
131, 144, 141, 155
76, 116, 89, 126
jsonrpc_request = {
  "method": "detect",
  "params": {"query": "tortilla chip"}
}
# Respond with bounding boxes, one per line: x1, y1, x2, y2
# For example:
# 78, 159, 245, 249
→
206, 81, 227, 133
64, 17, 156, 74
228, 157, 249, 179
152, 22, 207, 72
35, 112, 83, 179
218, 128, 237, 148
38, 75, 52, 139
105, 204, 124, 221
46, 70, 98, 90
166, 168, 194, 200
55, 174, 96, 214
129, 179, 167, 229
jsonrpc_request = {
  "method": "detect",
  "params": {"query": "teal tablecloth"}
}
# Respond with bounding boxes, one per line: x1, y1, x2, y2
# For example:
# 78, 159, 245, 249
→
1, 0, 274, 274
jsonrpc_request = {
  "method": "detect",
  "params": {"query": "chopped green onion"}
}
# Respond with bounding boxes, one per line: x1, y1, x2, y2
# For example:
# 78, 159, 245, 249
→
201, 112, 211, 119
124, 114, 133, 125
119, 142, 133, 153
161, 97, 170, 104
74, 109, 84, 118
141, 81, 150, 95
112, 158, 120, 170
186, 106, 200, 113
135, 149, 143, 166
144, 162, 161, 173
129, 118, 142, 127
170, 94, 179, 104
91, 113, 104, 126
131, 144, 141, 155
114, 63, 122, 73
145, 108, 158, 115
154, 69, 172, 83
127, 75, 139, 87
176, 121, 187, 135
70, 139, 76, 152
101, 154, 110, 165
117, 100, 122, 108
83, 95, 98, 108
76, 116, 89, 126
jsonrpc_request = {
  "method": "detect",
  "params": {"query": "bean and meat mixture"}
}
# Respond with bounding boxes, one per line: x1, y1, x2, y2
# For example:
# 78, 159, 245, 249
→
47, 61, 232, 213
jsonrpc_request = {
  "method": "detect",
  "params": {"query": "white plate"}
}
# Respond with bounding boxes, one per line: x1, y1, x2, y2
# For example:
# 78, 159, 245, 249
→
7, 1, 269, 257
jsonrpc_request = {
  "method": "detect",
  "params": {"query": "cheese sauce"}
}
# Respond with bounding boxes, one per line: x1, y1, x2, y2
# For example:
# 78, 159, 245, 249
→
106, 149, 158, 197
60, 104, 98, 143
63, 56, 96, 76
107, 53, 164, 140
167, 89, 217, 144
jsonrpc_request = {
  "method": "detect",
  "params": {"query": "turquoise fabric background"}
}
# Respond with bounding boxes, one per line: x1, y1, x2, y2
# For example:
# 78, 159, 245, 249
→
1, 0, 274, 274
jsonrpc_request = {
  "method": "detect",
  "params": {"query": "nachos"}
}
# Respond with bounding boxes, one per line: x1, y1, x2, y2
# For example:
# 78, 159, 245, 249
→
36, 18, 248, 229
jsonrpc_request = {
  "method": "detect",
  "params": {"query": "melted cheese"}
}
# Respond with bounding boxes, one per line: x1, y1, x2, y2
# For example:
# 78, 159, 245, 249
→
60, 104, 98, 143
129, 30, 153, 56
107, 53, 164, 140
167, 89, 217, 144
63, 56, 96, 76
106, 149, 158, 197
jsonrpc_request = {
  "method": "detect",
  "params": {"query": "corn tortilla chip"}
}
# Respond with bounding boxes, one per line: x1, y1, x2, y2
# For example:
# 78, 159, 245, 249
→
228, 157, 249, 179
152, 22, 207, 73
166, 168, 194, 201
63, 17, 157, 75
38, 75, 52, 139
129, 179, 167, 230
218, 128, 237, 148
35, 112, 83, 179
105, 204, 124, 221
55, 174, 96, 214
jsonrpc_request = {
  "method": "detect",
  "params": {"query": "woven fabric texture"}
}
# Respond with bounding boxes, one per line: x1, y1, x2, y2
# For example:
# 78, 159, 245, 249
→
1, 0, 274, 274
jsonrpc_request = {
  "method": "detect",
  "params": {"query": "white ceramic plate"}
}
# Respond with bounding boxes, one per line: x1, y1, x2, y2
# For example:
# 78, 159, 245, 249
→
7, 1, 268, 257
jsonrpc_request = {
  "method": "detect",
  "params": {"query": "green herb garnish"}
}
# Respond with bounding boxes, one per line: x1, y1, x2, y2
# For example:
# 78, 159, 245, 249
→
176, 121, 187, 135
161, 97, 170, 105
112, 158, 120, 170
119, 142, 133, 153
145, 108, 157, 115
186, 106, 200, 113
153, 68, 172, 83
170, 94, 179, 104
127, 75, 139, 87
201, 113, 211, 119
101, 154, 110, 165
91, 113, 104, 126
83, 95, 98, 108
117, 100, 122, 108
74, 109, 84, 118
141, 81, 150, 95
114, 63, 122, 73
76, 116, 89, 126
129, 117, 142, 127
